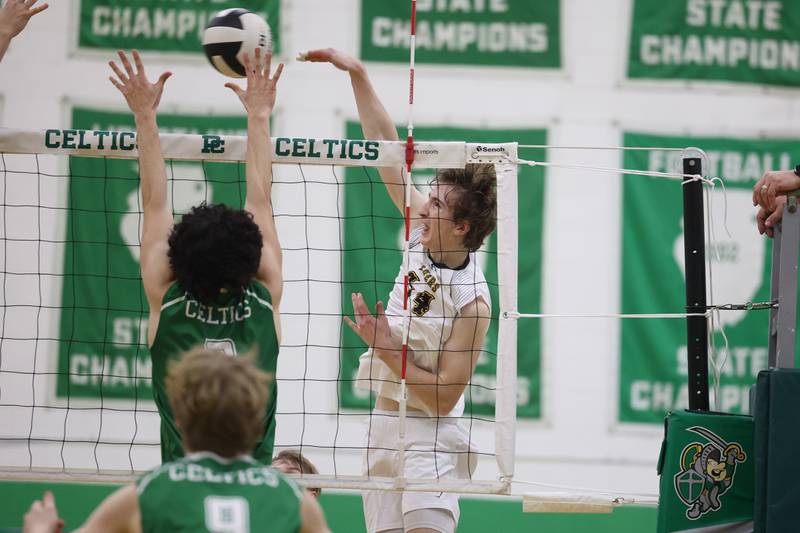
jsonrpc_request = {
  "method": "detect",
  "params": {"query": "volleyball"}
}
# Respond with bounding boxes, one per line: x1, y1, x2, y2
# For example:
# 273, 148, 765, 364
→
202, 9, 272, 78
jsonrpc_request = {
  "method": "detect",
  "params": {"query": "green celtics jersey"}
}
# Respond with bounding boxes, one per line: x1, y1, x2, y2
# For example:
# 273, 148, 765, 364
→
149, 282, 279, 463
137, 453, 302, 533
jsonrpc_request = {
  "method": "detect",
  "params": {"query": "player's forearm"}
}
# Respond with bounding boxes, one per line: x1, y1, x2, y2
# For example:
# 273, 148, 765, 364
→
245, 112, 272, 207
375, 348, 463, 415
0, 40, 9, 62
0, 27, 12, 62
349, 67, 399, 143
134, 112, 168, 211
348, 68, 411, 212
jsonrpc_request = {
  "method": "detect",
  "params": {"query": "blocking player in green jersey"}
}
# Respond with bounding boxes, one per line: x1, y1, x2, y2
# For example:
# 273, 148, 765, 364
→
23, 347, 331, 533
106, 49, 284, 463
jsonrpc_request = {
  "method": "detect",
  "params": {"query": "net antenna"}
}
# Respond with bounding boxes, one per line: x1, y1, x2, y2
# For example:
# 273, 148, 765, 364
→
397, 0, 418, 489
0, 127, 518, 495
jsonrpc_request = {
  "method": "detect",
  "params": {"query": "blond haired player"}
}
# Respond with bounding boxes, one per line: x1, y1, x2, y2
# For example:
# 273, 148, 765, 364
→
23, 348, 331, 533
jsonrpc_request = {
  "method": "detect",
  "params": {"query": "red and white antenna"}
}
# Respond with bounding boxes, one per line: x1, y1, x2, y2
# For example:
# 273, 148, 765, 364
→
397, 0, 417, 482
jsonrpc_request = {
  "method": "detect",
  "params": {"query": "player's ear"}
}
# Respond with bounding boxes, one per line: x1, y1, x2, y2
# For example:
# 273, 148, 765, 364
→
454, 220, 470, 237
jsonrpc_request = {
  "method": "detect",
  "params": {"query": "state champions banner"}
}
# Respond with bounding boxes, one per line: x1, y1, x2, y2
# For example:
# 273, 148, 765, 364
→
628, 0, 800, 86
339, 122, 545, 418
77, 0, 280, 54
619, 131, 800, 424
57, 107, 247, 400
360, 0, 560, 68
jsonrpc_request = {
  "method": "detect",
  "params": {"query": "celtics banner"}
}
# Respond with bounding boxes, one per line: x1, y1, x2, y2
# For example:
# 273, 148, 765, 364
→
628, 0, 800, 86
77, 0, 280, 54
339, 122, 544, 418
56, 107, 246, 399
619, 131, 800, 424
360, 1, 560, 68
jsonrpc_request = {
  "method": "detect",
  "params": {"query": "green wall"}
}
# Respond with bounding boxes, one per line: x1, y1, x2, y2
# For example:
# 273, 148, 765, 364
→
0, 481, 656, 532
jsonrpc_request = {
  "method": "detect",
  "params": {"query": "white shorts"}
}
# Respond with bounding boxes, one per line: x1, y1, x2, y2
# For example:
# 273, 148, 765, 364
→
361, 411, 477, 533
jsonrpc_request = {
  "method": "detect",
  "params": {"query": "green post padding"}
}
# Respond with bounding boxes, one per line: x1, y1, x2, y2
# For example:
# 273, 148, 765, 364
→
657, 410, 754, 532
754, 368, 800, 533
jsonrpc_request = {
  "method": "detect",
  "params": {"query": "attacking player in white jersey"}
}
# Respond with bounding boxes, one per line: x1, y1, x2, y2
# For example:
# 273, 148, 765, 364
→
303, 48, 495, 533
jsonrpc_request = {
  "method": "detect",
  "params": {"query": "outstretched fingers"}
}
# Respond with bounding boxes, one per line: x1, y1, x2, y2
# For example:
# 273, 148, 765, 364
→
343, 315, 358, 333
155, 71, 172, 89
117, 50, 135, 78
242, 51, 253, 81
271, 62, 284, 84
28, 1, 48, 16
255, 47, 267, 76
108, 60, 127, 83
352, 292, 374, 323
131, 49, 145, 77
224, 81, 243, 95
108, 76, 124, 92
300, 48, 332, 63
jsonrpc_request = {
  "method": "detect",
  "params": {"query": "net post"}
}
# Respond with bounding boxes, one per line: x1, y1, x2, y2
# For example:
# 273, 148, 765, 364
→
682, 156, 709, 411
770, 191, 800, 368
494, 143, 519, 489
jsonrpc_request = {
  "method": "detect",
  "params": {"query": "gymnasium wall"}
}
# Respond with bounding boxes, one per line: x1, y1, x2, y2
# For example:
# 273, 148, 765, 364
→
2, 0, 799, 524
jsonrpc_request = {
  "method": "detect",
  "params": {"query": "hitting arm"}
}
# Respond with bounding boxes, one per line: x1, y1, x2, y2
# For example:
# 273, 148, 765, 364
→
303, 48, 426, 220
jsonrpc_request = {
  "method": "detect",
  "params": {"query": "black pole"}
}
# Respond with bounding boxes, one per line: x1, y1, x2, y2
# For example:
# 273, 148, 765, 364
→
683, 157, 710, 411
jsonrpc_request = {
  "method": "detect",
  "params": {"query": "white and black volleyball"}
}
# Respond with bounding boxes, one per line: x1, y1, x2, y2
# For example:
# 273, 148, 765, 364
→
202, 9, 272, 78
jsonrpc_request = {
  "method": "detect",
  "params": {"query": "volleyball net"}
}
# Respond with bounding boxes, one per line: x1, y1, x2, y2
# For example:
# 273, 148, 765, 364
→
0, 127, 518, 494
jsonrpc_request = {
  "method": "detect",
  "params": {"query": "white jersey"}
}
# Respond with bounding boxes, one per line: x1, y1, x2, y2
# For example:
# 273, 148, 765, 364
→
355, 226, 491, 417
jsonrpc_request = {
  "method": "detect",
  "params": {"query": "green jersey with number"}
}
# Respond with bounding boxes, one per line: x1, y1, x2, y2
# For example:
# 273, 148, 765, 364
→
149, 282, 279, 463
137, 452, 302, 533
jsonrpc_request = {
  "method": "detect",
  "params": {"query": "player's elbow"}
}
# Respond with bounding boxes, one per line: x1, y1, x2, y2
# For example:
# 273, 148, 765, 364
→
436, 394, 460, 417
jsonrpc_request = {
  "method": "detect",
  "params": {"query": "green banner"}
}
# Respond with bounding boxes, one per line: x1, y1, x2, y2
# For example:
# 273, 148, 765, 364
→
628, 0, 800, 86
657, 410, 753, 532
78, 0, 280, 54
339, 123, 544, 418
360, 1, 560, 68
56, 107, 247, 399
619, 131, 800, 424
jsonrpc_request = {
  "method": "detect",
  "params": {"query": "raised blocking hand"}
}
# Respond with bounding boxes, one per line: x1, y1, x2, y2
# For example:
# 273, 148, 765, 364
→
108, 50, 171, 116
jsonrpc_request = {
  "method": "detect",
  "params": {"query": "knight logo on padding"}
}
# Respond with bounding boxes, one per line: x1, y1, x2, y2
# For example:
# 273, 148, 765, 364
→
673, 426, 746, 520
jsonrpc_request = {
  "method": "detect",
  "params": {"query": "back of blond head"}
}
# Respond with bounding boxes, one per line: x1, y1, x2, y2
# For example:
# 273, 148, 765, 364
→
166, 347, 271, 458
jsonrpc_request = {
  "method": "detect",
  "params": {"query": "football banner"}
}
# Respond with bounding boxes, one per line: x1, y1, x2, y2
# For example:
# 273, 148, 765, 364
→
77, 0, 280, 54
360, 0, 561, 68
619, 131, 800, 424
339, 122, 545, 418
57, 106, 247, 399
628, 0, 800, 86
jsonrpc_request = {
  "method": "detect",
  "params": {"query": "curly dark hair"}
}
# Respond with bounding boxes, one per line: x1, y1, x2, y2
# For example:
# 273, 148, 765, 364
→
435, 163, 497, 251
167, 203, 262, 303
